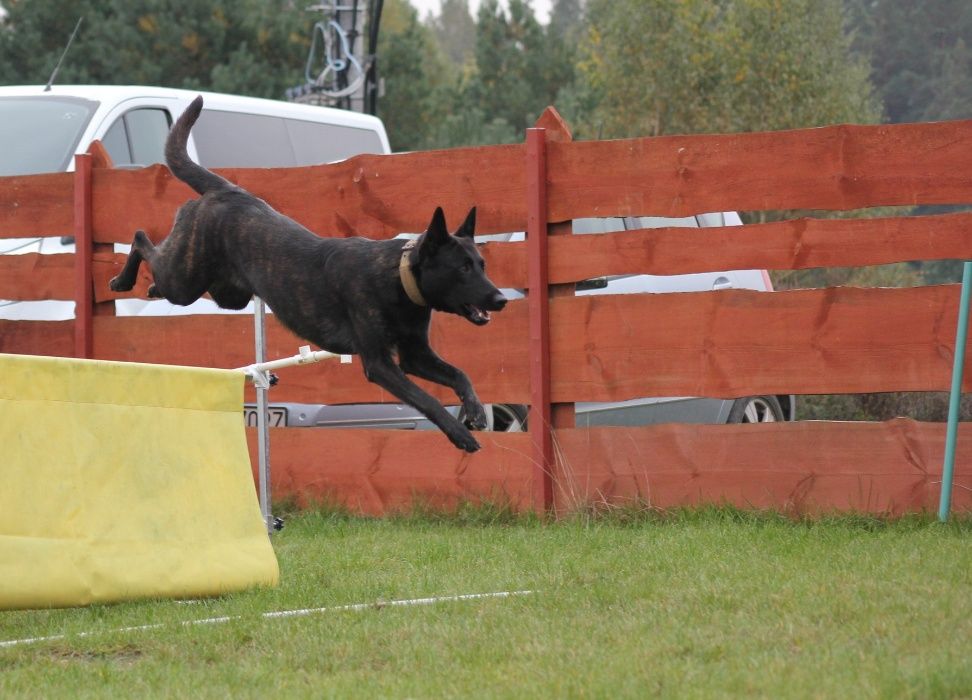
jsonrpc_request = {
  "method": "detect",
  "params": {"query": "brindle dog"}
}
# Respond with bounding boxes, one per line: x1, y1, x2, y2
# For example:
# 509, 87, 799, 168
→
110, 95, 506, 452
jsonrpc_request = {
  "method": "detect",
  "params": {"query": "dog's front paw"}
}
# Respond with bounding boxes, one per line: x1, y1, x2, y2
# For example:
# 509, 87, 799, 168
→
108, 275, 126, 292
462, 399, 488, 431
448, 424, 481, 453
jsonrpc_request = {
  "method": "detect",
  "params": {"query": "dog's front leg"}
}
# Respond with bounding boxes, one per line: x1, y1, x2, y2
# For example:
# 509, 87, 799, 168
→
397, 341, 487, 431
360, 353, 481, 453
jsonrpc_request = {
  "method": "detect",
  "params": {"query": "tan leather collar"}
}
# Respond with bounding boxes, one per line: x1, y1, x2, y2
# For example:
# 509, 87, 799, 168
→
399, 239, 427, 307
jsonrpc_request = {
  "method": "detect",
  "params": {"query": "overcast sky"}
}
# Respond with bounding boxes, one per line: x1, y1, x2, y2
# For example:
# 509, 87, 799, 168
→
407, 0, 553, 24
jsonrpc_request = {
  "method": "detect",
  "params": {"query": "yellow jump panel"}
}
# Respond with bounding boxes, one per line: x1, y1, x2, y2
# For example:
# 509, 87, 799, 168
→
0, 353, 278, 610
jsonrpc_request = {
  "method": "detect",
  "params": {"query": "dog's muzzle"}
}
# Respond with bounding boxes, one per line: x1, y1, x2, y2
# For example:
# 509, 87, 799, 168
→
462, 291, 507, 326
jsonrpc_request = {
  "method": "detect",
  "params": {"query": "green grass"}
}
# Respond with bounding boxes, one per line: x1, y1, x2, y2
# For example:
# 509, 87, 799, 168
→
1, 507, 971, 699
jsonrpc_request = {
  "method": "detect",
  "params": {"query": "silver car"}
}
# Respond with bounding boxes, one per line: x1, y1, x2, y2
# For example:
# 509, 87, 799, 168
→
253, 212, 795, 431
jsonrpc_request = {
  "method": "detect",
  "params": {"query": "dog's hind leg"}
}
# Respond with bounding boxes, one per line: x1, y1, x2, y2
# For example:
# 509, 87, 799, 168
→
109, 230, 155, 292
397, 340, 488, 430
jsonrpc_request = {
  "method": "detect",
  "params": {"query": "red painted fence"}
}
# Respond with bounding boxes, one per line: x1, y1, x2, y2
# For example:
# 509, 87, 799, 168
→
2, 108, 972, 516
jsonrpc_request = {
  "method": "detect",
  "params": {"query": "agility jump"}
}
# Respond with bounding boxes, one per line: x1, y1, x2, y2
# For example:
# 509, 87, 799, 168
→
0, 353, 279, 610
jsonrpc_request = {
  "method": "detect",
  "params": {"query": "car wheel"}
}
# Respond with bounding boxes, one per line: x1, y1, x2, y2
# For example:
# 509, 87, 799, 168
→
728, 395, 784, 423
459, 403, 528, 432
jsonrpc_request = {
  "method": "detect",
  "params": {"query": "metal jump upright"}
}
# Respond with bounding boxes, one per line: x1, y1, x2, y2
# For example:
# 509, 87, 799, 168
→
240, 299, 351, 534
940, 261, 972, 522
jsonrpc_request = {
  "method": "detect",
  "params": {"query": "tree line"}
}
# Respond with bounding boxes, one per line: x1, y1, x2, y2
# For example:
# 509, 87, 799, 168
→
2, 0, 969, 150
381, 0, 882, 150
382, 0, 971, 149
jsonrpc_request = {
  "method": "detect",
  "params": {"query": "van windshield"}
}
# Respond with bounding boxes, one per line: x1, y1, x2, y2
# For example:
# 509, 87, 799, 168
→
0, 96, 98, 176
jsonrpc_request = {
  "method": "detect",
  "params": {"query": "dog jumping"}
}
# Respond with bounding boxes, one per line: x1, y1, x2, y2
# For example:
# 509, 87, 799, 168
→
110, 95, 507, 452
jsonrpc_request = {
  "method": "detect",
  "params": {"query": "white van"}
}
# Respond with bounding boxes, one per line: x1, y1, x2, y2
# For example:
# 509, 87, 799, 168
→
0, 84, 792, 426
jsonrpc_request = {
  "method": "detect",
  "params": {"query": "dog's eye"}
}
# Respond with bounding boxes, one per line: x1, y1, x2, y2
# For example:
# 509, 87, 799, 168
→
461, 261, 473, 274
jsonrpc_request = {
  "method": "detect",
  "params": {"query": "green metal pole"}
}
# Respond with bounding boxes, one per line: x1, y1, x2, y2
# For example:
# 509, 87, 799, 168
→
939, 260, 972, 522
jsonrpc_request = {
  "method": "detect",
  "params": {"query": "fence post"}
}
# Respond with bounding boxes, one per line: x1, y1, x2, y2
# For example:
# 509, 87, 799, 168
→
73, 152, 93, 359
87, 142, 119, 324
526, 127, 553, 514
526, 108, 575, 516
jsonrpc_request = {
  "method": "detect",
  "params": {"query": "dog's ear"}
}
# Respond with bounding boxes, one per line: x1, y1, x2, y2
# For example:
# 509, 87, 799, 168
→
419, 207, 449, 258
454, 207, 476, 239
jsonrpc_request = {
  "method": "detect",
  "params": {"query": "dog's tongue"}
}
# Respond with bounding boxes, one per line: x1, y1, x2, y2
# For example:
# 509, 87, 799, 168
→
462, 303, 491, 324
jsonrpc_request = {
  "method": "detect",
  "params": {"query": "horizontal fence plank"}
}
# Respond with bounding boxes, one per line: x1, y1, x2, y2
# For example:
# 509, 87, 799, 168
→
246, 419, 971, 516
246, 427, 533, 515
89, 119, 972, 239
548, 120, 972, 220
552, 420, 972, 515
89, 144, 526, 245
61, 210, 972, 302
5, 120, 972, 249
84, 305, 530, 405
550, 285, 970, 401
8, 286, 971, 402
477, 211, 972, 290
13, 208, 964, 306
0, 253, 74, 300
0, 321, 74, 357
0, 172, 73, 239
544, 211, 972, 284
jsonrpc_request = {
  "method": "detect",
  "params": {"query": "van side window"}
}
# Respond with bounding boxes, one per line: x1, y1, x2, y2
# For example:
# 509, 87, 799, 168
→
101, 108, 171, 166
284, 118, 384, 165
193, 111, 296, 167
192, 110, 384, 168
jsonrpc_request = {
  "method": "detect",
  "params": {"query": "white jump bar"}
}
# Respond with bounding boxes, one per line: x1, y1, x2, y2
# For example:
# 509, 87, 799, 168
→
238, 344, 352, 381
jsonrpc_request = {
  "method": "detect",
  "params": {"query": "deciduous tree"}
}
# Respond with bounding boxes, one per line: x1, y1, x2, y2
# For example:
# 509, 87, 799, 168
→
574, 0, 879, 139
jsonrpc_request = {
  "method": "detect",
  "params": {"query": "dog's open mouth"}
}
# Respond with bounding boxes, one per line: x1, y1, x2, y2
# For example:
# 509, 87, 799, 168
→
461, 304, 492, 325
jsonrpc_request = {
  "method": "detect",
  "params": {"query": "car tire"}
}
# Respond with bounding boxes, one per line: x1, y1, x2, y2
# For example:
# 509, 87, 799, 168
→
459, 403, 528, 432
728, 395, 784, 423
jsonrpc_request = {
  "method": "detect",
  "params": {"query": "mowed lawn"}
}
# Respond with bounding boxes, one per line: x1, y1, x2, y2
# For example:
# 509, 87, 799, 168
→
1, 507, 970, 699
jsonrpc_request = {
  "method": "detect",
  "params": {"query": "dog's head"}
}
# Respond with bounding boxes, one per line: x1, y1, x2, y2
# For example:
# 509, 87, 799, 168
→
413, 207, 507, 325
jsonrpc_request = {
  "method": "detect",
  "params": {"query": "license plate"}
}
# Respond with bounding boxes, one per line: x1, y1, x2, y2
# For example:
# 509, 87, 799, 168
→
244, 407, 288, 427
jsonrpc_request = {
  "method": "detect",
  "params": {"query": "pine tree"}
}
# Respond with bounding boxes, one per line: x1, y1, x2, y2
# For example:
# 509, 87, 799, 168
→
0, 0, 308, 97
844, 0, 972, 123
429, 0, 476, 68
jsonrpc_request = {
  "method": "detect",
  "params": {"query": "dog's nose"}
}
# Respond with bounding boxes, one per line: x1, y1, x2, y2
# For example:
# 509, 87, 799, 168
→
490, 291, 508, 310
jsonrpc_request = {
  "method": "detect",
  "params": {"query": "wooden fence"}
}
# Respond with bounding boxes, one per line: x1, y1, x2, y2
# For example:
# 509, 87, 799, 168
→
2, 108, 972, 516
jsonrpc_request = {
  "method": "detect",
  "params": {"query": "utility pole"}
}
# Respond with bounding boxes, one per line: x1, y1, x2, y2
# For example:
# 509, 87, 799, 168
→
287, 1, 383, 115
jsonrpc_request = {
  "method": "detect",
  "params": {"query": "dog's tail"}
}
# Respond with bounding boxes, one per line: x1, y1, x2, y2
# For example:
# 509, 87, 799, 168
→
165, 95, 232, 196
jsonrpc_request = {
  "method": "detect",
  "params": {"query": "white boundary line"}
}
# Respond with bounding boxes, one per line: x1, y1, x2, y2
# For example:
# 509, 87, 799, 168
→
0, 590, 533, 649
